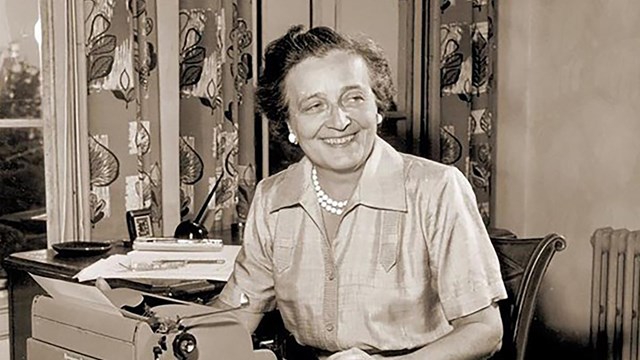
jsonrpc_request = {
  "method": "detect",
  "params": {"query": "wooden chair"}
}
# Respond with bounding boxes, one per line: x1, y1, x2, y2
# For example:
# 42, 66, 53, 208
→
489, 233, 567, 360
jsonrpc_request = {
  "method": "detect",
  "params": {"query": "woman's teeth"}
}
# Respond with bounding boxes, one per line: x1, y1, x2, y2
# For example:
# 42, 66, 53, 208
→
323, 134, 355, 145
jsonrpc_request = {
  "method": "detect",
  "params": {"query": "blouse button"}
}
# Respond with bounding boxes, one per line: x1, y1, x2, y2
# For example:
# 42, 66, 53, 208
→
326, 324, 334, 332
327, 271, 335, 281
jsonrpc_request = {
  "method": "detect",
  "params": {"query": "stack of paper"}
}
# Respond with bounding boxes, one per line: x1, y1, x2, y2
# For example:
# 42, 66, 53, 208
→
31, 274, 122, 316
74, 245, 241, 283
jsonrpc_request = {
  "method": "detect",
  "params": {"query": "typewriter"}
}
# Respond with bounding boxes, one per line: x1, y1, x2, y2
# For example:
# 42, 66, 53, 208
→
27, 285, 276, 360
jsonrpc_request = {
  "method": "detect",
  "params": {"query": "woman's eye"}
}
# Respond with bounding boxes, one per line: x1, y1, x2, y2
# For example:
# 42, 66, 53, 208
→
343, 93, 365, 104
303, 102, 324, 113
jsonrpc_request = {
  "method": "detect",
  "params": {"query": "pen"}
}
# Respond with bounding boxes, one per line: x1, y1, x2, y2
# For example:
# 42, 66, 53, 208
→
118, 259, 226, 271
175, 259, 225, 265
156, 259, 226, 265
136, 237, 222, 244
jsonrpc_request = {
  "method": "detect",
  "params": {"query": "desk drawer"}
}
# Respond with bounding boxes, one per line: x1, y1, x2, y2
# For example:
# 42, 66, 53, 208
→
27, 338, 100, 360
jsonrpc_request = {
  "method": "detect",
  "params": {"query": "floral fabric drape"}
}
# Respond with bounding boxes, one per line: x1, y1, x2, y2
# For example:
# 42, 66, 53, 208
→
179, 0, 256, 233
84, 0, 256, 240
85, 0, 162, 240
439, 0, 496, 225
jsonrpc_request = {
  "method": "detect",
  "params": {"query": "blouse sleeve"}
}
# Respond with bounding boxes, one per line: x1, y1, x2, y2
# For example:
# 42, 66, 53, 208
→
428, 166, 507, 320
217, 181, 277, 313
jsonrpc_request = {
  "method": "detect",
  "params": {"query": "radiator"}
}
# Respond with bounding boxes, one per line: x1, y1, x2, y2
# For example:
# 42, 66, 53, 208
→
591, 228, 640, 360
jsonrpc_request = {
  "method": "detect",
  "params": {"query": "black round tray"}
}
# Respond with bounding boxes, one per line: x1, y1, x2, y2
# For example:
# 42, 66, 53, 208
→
52, 241, 113, 257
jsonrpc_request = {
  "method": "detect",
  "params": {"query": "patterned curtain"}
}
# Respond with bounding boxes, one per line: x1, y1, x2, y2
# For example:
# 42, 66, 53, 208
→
85, 0, 163, 239
83, 0, 256, 240
439, 0, 496, 225
179, 0, 256, 233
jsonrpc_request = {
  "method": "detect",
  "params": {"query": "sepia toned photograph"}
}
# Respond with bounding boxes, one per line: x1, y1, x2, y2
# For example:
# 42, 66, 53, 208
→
0, 0, 638, 359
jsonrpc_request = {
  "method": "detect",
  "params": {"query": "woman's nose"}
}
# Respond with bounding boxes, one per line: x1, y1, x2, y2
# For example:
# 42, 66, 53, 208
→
327, 107, 351, 130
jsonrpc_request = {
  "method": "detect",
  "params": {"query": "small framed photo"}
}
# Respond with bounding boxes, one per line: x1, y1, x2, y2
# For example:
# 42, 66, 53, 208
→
126, 208, 153, 243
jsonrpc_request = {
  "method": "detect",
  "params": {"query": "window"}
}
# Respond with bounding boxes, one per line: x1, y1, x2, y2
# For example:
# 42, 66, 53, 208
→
0, 0, 48, 272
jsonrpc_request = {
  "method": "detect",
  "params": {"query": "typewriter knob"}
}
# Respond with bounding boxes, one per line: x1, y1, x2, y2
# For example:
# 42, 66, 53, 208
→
173, 332, 198, 360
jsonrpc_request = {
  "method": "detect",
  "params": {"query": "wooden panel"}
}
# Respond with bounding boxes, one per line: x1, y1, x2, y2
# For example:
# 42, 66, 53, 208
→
410, 0, 424, 155
311, 0, 336, 28
156, 1, 180, 235
260, 0, 311, 178
333, 0, 400, 91
262, 0, 310, 48
425, 0, 441, 160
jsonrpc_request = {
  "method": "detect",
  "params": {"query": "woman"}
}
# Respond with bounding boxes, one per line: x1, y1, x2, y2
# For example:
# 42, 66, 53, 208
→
216, 25, 507, 359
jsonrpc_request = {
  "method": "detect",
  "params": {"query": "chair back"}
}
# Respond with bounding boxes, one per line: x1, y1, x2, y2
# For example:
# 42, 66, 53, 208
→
489, 233, 566, 360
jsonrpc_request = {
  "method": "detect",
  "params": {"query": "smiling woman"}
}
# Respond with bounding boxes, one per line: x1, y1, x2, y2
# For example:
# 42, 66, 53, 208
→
215, 25, 506, 360
284, 49, 382, 175
261, 0, 422, 177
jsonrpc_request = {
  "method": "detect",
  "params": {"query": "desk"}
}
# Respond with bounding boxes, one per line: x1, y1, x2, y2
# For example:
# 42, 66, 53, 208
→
3, 243, 224, 360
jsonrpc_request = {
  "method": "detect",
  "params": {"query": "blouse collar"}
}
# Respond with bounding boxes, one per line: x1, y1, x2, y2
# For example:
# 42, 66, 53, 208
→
269, 136, 407, 213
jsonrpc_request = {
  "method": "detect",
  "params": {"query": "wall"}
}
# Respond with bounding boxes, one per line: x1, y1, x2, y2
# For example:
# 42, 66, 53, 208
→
496, 0, 640, 357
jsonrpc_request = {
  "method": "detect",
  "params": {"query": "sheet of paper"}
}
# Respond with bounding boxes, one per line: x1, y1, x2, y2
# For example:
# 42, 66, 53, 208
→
30, 274, 122, 316
74, 245, 241, 282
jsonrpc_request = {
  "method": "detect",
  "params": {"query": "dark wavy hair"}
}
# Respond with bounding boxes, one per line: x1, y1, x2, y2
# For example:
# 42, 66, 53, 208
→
256, 25, 396, 126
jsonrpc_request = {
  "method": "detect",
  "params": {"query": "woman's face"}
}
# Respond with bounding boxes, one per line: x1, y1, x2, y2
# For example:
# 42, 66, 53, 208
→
284, 50, 380, 174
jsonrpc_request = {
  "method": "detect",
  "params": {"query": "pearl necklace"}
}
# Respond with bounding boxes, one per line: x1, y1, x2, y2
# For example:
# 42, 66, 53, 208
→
312, 167, 348, 215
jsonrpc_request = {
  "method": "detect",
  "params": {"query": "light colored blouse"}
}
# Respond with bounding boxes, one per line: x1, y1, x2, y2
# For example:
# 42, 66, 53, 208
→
218, 136, 507, 354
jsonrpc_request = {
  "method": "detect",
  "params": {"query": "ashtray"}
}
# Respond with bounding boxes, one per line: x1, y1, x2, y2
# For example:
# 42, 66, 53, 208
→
52, 241, 113, 257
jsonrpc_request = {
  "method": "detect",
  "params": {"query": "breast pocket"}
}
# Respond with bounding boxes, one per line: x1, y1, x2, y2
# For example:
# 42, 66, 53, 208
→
273, 238, 295, 273
379, 241, 398, 272
378, 211, 402, 273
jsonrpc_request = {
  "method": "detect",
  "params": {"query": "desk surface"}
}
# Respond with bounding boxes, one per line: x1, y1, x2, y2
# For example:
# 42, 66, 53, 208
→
3, 242, 225, 297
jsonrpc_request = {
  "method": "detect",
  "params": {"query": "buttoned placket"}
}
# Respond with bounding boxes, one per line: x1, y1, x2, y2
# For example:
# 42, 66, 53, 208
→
318, 189, 367, 350
296, 186, 342, 350
321, 201, 365, 351
319, 218, 340, 349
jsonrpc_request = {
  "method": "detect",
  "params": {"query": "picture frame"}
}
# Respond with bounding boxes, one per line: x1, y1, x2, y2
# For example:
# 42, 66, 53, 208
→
125, 208, 154, 242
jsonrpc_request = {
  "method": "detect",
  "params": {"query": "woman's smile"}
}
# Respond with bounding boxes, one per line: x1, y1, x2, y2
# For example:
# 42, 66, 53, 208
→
321, 133, 356, 146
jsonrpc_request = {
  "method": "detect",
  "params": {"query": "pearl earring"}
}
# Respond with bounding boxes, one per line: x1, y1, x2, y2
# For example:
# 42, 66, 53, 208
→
288, 132, 298, 145
376, 113, 383, 124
